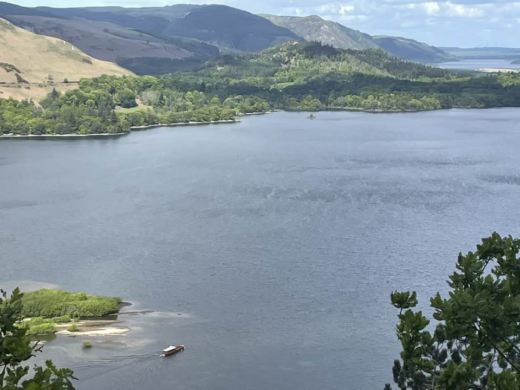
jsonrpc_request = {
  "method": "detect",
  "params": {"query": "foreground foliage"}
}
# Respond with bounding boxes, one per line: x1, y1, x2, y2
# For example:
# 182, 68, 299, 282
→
387, 233, 520, 389
20, 289, 121, 318
0, 288, 76, 389
1, 42, 520, 135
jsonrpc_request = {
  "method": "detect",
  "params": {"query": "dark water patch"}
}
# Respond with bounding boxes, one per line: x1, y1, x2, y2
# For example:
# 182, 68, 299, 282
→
480, 174, 520, 186
0, 200, 38, 210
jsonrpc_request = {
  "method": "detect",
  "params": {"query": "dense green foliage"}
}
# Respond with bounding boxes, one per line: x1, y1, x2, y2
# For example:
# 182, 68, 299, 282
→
163, 42, 520, 112
1, 42, 520, 136
387, 233, 520, 389
20, 289, 121, 318
22, 318, 57, 336
17, 316, 73, 335
0, 78, 239, 135
0, 288, 76, 389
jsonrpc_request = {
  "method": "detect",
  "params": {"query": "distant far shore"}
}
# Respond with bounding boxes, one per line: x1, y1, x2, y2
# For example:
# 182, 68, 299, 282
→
478, 68, 520, 73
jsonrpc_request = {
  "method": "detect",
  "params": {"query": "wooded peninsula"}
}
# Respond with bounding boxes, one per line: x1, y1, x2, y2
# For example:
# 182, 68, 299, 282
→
1, 42, 520, 136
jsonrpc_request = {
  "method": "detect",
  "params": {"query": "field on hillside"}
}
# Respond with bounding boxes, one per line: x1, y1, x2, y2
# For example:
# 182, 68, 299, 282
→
0, 82, 79, 101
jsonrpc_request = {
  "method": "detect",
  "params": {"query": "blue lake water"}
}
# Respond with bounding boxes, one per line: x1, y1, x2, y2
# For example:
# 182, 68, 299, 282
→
1, 109, 520, 390
438, 59, 520, 70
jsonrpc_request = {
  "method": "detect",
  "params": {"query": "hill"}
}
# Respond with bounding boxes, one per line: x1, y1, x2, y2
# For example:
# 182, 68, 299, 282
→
261, 15, 377, 51
163, 41, 520, 112
372, 36, 457, 63
0, 18, 132, 99
163, 6, 300, 53
261, 14, 456, 63
32, 4, 300, 53
5, 15, 218, 75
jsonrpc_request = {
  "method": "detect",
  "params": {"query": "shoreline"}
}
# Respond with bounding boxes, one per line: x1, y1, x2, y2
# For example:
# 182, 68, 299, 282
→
130, 118, 237, 131
2, 107, 519, 139
0, 119, 240, 139
0, 132, 129, 139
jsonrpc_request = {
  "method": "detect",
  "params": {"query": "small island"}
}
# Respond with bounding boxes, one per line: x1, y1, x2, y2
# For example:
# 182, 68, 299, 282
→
17, 289, 124, 336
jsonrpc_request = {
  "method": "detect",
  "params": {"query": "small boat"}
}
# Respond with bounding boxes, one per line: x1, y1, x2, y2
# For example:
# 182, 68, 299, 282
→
307, 114, 315, 120
161, 345, 185, 357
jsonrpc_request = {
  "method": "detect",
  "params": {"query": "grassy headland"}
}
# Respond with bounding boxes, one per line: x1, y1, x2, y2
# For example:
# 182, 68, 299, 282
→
16, 289, 122, 335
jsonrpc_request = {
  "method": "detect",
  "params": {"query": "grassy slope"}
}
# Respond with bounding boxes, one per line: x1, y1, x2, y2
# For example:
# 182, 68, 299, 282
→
0, 17, 132, 85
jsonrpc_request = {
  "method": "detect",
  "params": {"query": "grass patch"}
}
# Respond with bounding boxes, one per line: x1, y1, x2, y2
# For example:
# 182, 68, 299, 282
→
21, 289, 121, 319
115, 105, 151, 113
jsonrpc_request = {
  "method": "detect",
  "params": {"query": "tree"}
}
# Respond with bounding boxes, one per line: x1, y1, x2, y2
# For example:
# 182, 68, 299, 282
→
0, 288, 76, 389
387, 233, 520, 390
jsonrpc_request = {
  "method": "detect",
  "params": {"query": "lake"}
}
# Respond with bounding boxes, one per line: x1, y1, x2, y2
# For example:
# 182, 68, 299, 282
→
438, 59, 520, 70
1, 109, 520, 390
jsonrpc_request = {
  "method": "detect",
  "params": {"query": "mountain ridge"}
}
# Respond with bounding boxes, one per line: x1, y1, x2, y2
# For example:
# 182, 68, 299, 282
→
261, 14, 456, 63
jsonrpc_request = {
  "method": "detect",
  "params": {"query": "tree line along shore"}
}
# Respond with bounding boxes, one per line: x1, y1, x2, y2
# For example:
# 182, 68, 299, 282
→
1, 42, 520, 137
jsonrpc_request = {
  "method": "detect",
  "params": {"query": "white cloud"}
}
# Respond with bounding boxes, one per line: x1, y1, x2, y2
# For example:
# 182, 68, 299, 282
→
422, 2, 440, 16
444, 2, 485, 18
339, 5, 355, 14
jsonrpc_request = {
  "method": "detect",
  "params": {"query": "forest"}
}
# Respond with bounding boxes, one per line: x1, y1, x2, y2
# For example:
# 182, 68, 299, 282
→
1, 42, 520, 135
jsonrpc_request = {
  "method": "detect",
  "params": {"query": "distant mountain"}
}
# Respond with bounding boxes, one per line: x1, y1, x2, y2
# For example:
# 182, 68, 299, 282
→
0, 17, 130, 100
261, 14, 377, 51
33, 5, 197, 36
262, 14, 456, 63
441, 47, 520, 61
0, 1, 55, 17
372, 36, 457, 63
157, 5, 301, 53
34, 4, 300, 53
0, 0, 457, 75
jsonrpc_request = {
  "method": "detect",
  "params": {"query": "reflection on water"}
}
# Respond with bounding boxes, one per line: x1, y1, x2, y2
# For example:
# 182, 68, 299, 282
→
1, 110, 520, 390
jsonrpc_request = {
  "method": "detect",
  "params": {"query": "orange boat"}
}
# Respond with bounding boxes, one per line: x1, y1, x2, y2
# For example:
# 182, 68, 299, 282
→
161, 345, 185, 357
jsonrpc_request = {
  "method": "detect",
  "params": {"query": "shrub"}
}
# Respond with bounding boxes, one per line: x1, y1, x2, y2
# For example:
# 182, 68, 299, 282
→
52, 315, 71, 323
26, 322, 56, 335
20, 289, 121, 319
82, 340, 92, 348
67, 323, 79, 332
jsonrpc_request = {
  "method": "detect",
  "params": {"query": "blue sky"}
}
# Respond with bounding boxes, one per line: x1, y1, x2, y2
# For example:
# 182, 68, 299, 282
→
9, 0, 520, 47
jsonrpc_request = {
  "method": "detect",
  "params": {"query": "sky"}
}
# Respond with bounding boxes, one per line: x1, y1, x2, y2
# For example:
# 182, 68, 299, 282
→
9, 0, 520, 47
